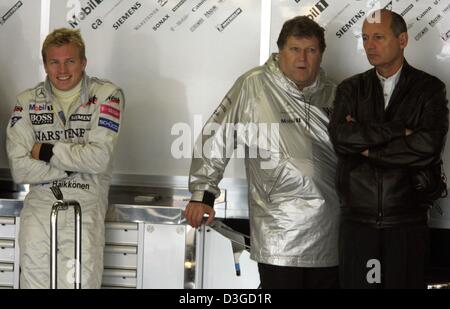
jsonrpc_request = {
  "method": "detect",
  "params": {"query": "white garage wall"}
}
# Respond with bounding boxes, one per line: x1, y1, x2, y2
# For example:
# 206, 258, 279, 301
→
0, 0, 43, 169
1, 0, 449, 189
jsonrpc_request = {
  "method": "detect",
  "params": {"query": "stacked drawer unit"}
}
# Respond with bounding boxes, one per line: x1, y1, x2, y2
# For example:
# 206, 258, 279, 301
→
0, 216, 19, 289
102, 222, 142, 289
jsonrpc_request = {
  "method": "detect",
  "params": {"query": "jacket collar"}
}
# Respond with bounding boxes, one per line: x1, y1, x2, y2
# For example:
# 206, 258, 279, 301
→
265, 53, 327, 100
370, 59, 413, 114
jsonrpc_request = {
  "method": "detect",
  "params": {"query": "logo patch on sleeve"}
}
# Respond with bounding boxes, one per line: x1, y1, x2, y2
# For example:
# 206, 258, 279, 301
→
13, 105, 23, 113
100, 105, 120, 119
70, 114, 92, 122
106, 95, 121, 104
98, 117, 119, 132
10, 116, 22, 128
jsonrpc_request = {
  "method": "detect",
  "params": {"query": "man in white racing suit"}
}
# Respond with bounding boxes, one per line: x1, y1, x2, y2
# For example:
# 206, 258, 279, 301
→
185, 16, 340, 288
6, 28, 124, 288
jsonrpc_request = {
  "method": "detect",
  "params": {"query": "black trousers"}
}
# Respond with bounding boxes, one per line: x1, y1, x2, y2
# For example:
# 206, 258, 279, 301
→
339, 219, 429, 289
258, 263, 339, 289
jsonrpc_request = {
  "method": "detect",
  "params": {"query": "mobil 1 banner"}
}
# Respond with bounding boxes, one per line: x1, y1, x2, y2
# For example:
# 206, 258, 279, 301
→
60, 0, 249, 34
0, 0, 42, 169
49, 0, 261, 178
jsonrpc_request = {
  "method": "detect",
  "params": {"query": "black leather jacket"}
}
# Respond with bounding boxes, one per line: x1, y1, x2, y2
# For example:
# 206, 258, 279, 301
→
328, 61, 448, 227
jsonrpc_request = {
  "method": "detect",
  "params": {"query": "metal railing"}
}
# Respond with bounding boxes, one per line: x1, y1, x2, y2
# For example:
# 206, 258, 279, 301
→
50, 186, 82, 289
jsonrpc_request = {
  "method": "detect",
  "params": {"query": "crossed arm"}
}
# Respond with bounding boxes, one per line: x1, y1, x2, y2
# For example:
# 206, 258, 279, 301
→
328, 81, 448, 169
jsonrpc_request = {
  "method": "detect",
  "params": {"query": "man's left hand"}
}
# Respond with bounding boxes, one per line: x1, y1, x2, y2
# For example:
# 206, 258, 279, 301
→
31, 143, 42, 160
346, 115, 356, 123
361, 149, 369, 157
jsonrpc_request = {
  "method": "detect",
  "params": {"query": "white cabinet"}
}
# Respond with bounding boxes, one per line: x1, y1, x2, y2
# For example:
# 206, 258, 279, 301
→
201, 226, 260, 289
141, 224, 187, 289
0, 216, 20, 289
102, 222, 143, 289
1, 213, 259, 289
102, 222, 201, 289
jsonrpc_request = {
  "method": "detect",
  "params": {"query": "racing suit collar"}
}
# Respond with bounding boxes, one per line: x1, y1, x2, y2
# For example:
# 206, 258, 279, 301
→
44, 73, 90, 106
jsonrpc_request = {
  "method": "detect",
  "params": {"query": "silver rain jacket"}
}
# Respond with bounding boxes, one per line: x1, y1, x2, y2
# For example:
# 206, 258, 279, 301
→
189, 54, 339, 267
7, 75, 124, 288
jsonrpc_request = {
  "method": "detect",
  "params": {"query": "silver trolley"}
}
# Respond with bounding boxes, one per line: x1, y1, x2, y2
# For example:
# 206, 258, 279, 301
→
50, 186, 82, 289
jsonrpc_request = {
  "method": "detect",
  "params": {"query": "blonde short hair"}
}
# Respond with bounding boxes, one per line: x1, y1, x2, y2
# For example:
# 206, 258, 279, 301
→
42, 28, 86, 63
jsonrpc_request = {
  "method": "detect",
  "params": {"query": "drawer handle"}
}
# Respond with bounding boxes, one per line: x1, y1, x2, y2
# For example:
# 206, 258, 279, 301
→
103, 268, 137, 278
105, 222, 138, 230
104, 245, 137, 254
0, 217, 15, 225
0, 240, 14, 248
0, 263, 14, 272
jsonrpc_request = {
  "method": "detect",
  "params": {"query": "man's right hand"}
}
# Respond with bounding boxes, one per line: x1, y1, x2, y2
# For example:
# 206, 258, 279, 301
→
185, 201, 215, 228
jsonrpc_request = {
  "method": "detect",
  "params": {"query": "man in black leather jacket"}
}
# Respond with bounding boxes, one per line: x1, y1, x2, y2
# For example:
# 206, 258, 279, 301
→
328, 9, 449, 288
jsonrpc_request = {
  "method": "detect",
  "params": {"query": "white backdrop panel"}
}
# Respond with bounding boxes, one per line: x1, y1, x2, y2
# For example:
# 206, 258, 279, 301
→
270, 0, 450, 225
0, 0, 43, 169
270, 0, 450, 177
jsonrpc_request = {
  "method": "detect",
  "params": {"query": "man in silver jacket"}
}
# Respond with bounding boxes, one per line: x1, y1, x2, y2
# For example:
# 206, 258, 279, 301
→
186, 16, 339, 288
6, 28, 124, 288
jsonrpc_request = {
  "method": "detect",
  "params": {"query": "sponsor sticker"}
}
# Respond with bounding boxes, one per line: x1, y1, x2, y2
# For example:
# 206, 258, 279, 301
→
35, 87, 45, 98
106, 95, 120, 104
98, 117, 119, 132
1, 1, 22, 26
70, 114, 92, 122
67, 0, 105, 29
10, 116, 22, 128
35, 128, 86, 142
13, 105, 23, 113
30, 113, 54, 125
441, 29, 450, 41
216, 8, 242, 32
81, 95, 98, 108
100, 105, 121, 119
29, 103, 53, 112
